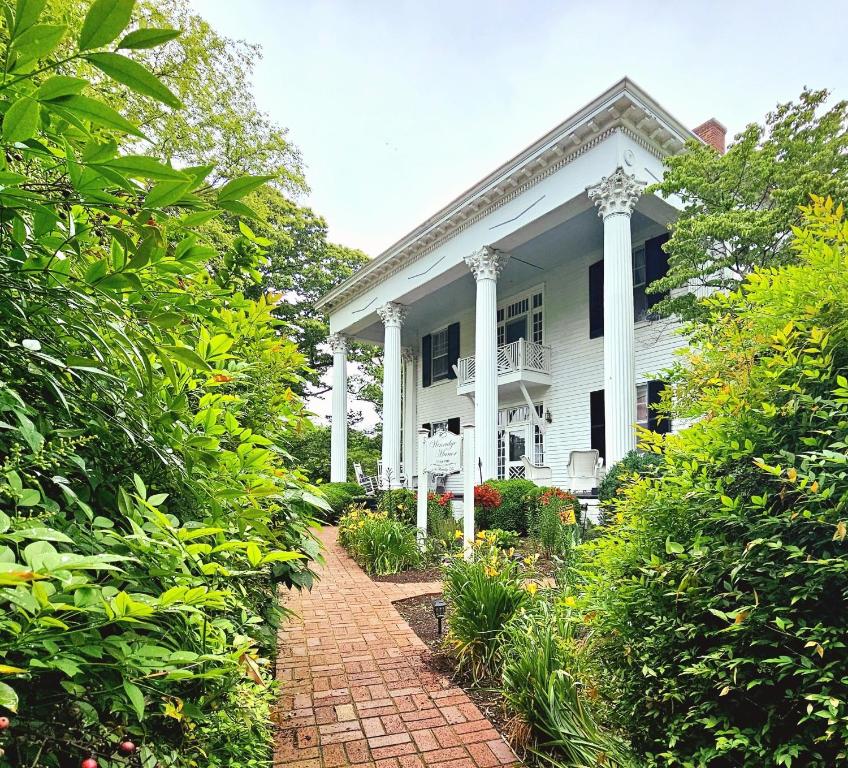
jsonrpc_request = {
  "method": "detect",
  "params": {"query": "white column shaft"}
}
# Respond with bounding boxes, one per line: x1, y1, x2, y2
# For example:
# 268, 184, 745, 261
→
603, 211, 636, 464
378, 303, 406, 489
402, 354, 417, 484
329, 338, 348, 483
474, 276, 499, 481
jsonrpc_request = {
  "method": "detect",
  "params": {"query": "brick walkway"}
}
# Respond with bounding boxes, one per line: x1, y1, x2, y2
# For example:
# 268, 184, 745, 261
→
275, 526, 519, 768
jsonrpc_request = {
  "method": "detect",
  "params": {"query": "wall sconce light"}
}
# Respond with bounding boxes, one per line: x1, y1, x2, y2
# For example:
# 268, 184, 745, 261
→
545, 409, 553, 424
432, 597, 447, 636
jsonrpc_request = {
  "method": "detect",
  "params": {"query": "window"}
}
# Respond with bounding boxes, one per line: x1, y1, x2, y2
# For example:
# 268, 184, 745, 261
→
636, 383, 649, 429
497, 288, 544, 346
633, 246, 648, 321
431, 419, 448, 434
431, 328, 449, 382
590, 389, 605, 460
589, 260, 603, 338
534, 404, 545, 465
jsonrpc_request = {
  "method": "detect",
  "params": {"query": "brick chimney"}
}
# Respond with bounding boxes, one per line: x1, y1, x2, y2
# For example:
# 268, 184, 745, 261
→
693, 118, 727, 154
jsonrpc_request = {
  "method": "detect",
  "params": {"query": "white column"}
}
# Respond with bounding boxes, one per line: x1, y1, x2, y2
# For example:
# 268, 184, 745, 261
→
402, 348, 417, 486
377, 302, 407, 488
464, 247, 509, 481
588, 167, 645, 466
328, 333, 348, 482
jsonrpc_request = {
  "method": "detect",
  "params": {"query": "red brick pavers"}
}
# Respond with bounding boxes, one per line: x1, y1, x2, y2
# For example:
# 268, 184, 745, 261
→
275, 526, 519, 768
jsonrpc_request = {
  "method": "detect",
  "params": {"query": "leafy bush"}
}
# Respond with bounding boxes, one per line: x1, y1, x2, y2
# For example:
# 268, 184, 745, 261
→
377, 487, 416, 525
585, 198, 848, 766
597, 449, 662, 504
443, 538, 530, 680
319, 482, 365, 522
0, 3, 320, 765
501, 601, 630, 767
526, 487, 581, 556
477, 528, 520, 550
338, 506, 420, 575
476, 479, 537, 533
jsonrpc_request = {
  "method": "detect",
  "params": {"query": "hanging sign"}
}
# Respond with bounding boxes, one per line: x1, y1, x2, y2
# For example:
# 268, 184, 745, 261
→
425, 429, 462, 475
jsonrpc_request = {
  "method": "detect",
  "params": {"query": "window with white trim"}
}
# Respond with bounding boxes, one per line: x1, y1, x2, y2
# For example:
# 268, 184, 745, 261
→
497, 287, 544, 346
431, 328, 449, 382
636, 383, 649, 430
633, 246, 648, 321
430, 419, 448, 435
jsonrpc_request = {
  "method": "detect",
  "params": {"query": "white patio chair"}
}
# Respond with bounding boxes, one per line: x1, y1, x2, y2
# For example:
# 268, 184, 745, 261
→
520, 455, 552, 486
565, 450, 604, 494
353, 463, 377, 495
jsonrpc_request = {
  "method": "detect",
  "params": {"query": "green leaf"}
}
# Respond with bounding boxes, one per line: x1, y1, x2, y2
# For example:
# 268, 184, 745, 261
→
50, 95, 145, 138
162, 345, 211, 371
217, 175, 274, 203
7, 527, 73, 543
79, 0, 135, 51
16, 488, 40, 507
11, 23, 65, 64
145, 180, 191, 208
2, 96, 40, 143
36, 75, 88, 101
12, 0, 46, 37
96, 154, 186, 180
118, 27, 180, 49
122, 680, 145, 720
85, 52, 181, 109
0, 681, 18, 713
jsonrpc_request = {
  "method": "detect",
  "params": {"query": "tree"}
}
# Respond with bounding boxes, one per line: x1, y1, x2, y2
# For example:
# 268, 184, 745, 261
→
649, 88, 848, 321
285, 423, 381, 483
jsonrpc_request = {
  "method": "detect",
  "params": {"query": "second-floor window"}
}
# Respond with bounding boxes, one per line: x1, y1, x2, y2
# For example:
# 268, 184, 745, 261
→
497, 289, 544, 347
431, 327, 450, 382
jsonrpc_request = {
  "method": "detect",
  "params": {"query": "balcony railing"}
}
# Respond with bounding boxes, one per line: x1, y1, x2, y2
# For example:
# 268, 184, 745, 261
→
456, 339, 551, 390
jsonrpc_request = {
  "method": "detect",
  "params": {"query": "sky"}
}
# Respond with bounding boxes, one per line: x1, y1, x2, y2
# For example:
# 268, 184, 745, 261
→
188, 0, 848, 259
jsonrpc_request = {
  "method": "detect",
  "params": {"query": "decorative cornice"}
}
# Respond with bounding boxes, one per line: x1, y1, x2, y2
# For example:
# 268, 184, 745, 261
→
327, 333, 348, 354
587, 167, 645, 219
377, 302, 407, 328
464, 247, 510, 281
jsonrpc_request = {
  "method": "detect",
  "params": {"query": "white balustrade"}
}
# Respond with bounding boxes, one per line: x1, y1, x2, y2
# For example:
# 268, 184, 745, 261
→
457, 339, 551, 388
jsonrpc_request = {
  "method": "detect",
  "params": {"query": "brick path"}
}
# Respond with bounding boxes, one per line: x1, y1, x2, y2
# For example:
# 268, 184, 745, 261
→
275, 526, 519, 768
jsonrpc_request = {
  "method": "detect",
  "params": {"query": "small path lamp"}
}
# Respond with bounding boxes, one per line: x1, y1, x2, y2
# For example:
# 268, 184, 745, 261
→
432, 597, 447, 637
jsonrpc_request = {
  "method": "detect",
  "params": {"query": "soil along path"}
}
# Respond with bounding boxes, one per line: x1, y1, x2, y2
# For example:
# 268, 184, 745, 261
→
276, 526, 519, 768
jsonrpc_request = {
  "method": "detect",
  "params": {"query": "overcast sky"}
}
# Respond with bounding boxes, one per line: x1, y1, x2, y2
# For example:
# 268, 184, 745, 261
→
189, 0, 847, 258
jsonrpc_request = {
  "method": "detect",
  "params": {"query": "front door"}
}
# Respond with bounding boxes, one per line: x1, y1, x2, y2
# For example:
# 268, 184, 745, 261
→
506, 424, 527, 478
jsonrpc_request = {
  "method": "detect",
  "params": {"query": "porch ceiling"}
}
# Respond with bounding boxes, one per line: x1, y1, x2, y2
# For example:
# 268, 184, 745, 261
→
350, 203, 665, 347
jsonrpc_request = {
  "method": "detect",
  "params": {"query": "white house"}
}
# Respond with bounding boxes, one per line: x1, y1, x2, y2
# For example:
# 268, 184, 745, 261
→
316, 78, 725, 495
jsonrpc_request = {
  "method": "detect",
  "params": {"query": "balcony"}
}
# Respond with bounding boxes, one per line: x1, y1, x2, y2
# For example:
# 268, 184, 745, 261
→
456, 339, 552, 396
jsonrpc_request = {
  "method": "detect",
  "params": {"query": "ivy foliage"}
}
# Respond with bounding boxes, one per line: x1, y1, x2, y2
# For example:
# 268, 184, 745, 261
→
586, 197, 848, 766
649, 88, 848, 322
0, 0, 323, 764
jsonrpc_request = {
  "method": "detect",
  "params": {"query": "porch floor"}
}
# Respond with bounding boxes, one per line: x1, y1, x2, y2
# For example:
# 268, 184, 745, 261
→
275, 526, 520, 768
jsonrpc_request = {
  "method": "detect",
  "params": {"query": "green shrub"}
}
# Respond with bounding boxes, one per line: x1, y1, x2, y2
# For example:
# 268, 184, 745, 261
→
477, 478, 537, 533
526, 487, 582, 557
477, 528, 520, 550
377, 487, 417, 525
597, 449, 662, 504
501, 601, 630, 767
320, 481, 366, 522
338, 506, 420, 575
443, 539, 529, 680
585, 198, 848, 766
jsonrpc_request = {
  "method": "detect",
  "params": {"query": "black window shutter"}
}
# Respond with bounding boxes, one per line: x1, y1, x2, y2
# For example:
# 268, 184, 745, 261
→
422, 334, 432, 387
589, 260, 604, 339
647, 379, 670, 434
447, 417, 460, 435
422, 422, 432, 436
590, 389, 605, 461
645, 234, 670, 311
447, 322, 460, 380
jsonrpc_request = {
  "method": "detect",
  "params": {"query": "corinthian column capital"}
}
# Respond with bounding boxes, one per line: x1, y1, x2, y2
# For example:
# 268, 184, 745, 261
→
587, 167, 645, 219
327, 333, 348, 354
377, 302, 407, 328
464, 246, 509, 281
401, 347, 416, 364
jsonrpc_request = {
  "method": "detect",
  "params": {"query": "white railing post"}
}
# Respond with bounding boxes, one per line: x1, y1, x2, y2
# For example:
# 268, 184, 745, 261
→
462, 423, 476, 556
416, 428, 429, 544
518, 337, 525, 372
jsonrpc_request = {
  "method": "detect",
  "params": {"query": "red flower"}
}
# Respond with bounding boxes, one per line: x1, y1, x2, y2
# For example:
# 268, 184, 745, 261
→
474, 484, 502, 510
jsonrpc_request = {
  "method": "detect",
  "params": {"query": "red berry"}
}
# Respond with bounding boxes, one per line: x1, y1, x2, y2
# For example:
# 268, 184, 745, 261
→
118, 740, 136, 755
81, 758, 98, 768
0, 717, 8, 730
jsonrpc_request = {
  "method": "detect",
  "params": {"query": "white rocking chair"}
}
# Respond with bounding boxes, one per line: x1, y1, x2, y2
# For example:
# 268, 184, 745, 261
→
565, 450, 604, 494
353, 463, 377, 495
520, 455, 552, 486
